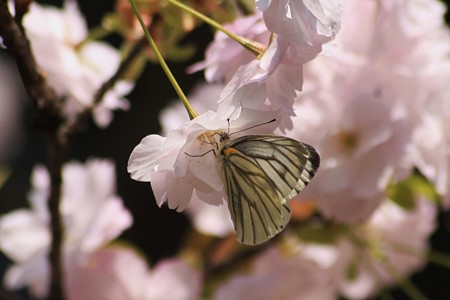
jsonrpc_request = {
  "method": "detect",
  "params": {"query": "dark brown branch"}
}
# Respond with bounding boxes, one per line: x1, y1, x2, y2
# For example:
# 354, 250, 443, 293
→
0, 2, 66, 299
204, 235, 279, 277
46, 134, 67, 300
0, 0, 60, 117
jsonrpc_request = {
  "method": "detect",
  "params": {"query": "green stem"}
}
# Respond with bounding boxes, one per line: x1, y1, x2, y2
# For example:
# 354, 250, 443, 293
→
129, 0, 198, 120
383, 262, 429, 300
166, 0, 265, 56
345, 230, 428, 300
388, 240, 450, 270
75, 25, 110, 50
427, 249, 450, 269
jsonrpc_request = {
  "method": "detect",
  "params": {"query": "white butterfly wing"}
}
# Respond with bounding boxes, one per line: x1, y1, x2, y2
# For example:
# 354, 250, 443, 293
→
222, 135, 320, 245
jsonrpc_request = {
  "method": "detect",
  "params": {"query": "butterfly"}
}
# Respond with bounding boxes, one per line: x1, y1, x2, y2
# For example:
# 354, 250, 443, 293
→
218, 132, 320, 245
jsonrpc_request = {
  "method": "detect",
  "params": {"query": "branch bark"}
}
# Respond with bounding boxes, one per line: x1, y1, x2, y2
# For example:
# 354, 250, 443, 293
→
0, 2, 65, 299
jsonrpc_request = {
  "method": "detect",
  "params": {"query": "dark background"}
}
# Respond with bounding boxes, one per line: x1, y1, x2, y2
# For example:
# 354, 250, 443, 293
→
1, 1, 450, 299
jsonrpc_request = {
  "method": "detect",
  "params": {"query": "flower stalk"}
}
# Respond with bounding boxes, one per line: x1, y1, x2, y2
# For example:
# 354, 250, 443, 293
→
165, 0, 265, 56
129, 0, 199, 120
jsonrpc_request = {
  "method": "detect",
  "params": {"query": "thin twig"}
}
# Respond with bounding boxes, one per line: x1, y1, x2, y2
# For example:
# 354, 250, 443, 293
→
60, 35, 148, 139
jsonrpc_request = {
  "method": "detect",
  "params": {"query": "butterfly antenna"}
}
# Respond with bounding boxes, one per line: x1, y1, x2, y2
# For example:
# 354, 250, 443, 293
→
227, 118, 277, 137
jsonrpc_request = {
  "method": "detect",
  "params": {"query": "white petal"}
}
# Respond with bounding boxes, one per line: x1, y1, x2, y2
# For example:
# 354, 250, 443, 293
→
128, 135, 165, 182
0, 210, 49, 262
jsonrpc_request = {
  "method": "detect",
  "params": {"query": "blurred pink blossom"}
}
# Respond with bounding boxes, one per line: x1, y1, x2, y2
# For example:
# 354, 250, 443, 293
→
214, 198, 436, 299
0, 159, 132, 297
22, 1, 133, 128
287, 0, 450, 221
214, 246, 337, 300
334, 199, 437, 299
66, 245, 202, 300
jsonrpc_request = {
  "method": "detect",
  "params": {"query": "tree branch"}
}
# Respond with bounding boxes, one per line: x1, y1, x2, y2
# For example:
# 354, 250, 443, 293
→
0, 0, 60, 118
0, 2, 65, 299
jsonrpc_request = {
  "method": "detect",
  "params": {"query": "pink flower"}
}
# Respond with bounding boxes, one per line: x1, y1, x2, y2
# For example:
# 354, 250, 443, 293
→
0, 159, 132, 297
188, 13, 269, 83
22, 1, 133, 127
66, 245, 202, 300
286, 0, 450, 222
191, 1, 343, 132
128, 108, 280, 211
141, 257, 202, 300
216, 37, 304, 131
335, 199, 437, 299
214, 246, 337, 300
290, 70, 416, 222
256, 0, 342, 51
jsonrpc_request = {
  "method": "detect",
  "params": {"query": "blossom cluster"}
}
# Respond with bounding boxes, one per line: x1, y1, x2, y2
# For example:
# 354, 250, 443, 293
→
0, 0, 449, 299
0, 159, 201, 299
148, 0, 449, 298
21, 1, 133, 127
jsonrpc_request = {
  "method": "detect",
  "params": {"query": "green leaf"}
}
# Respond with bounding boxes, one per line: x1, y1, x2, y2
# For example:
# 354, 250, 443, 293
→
0, 165, 11, 189
297, 224, 345, 244
345, 258, 359, 281
388, 172, 440, 210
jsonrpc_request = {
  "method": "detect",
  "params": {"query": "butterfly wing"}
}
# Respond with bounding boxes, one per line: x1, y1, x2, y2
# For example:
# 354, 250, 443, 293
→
222, 135, 320, 245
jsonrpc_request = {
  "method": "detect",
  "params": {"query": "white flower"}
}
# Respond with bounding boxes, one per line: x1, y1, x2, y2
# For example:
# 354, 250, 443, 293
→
159, 82, 225, 135
23, 1, 133, 127
216, 36, 304, 131
0, 159, 132, 297
128, 108, 280, 211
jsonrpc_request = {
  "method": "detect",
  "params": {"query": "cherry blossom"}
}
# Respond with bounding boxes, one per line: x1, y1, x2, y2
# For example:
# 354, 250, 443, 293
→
0, 159, 132, 297
256, 0, 342, 51
214, 246, 337, 300
188, 12, 269, 83
286, 0, 450, 222
66, 245, 202, 300
128, 108, 280, 211
335, 199, 437, 299
190, 1, 342, 131
22, 1, 133, 127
